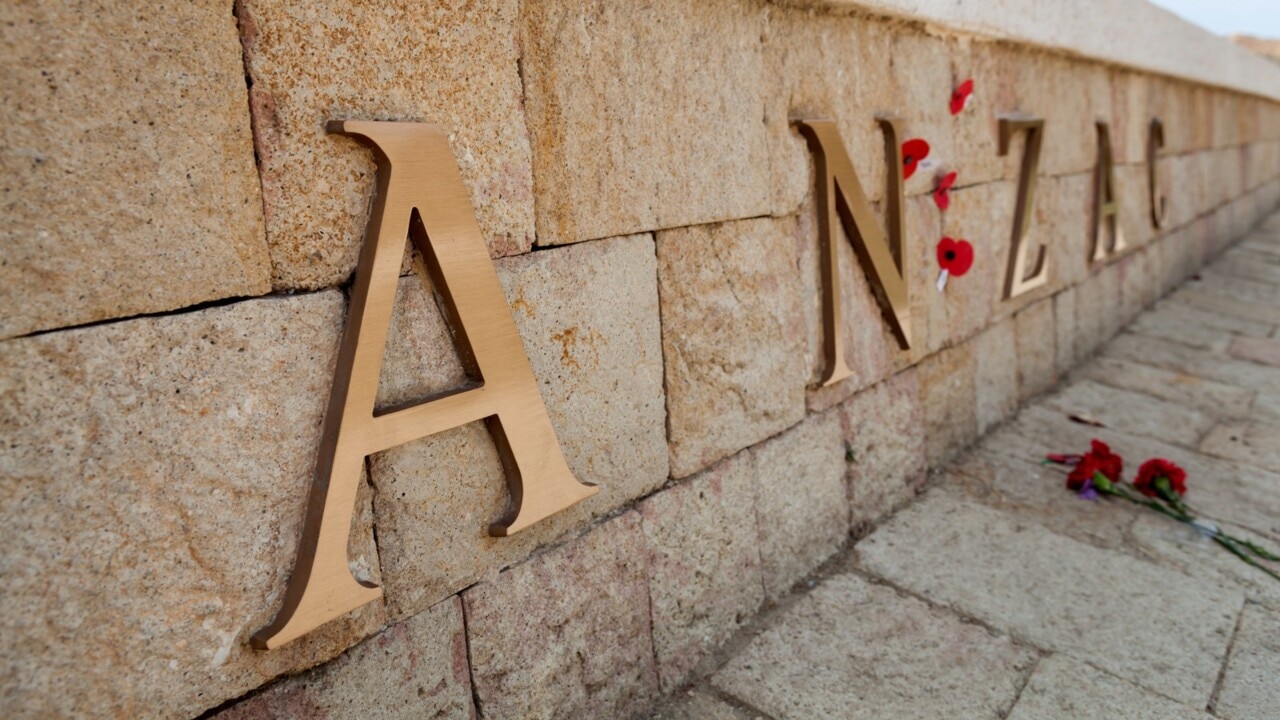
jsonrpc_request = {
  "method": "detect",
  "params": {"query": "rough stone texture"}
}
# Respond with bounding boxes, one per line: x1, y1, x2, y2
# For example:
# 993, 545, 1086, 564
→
0, 292, 386, 719
657, 218, 806, 479
213, 599, 473, 720
368, 235, 668, 621
521, 0, 769, 246
0, 0, 270, 339
838, 370, 927, 530
1015, 299, 1059, 401
752, 412, 848, 599
1075, 356, 1255, 418
1042, 379, 1214, 447
1130, 302, 1254, 352
975, 319, 1019, 434
1200, 421, 1280, 472
857, 492, 1243, 706
1229, 336, 1280, 368
237, 0, 535, 289
642, 690, 757, 720
1006, 655, 1212, 720
1054, 284, 1080, 370
1105, 332, 1280, 395
463, 512, 659, 720
917, 340, 978, 465
637, 453, 764, 691
1216, 604, 1280, 720
938, 180, 1021, 341
712, 574, 1036, 720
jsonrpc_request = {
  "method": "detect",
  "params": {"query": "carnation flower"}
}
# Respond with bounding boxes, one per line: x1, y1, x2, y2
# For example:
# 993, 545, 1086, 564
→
1134, 458, 1187, 498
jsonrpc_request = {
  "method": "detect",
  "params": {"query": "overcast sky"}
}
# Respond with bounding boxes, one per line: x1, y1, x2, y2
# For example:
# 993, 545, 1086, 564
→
1147, 0, 1280, 38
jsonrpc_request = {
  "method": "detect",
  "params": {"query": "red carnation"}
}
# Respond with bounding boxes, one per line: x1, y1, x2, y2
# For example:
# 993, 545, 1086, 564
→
950, 78, 974, 115
1134, 458, 1187, 498
1084, 439, 1123, 483
902, 138, 930, 179
1066, 455, 1102, 491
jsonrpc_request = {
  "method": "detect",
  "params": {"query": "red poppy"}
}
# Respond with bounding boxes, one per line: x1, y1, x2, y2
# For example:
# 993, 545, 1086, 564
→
933, 171, 958, 210
950, 78, 975, 115
1134, 458, 1187, 498
936, 237, 974, 277
902, 138, 930, 179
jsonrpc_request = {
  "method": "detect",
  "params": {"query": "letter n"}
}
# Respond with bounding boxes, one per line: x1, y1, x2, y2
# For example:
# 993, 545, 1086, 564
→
795, 119, 911, 388
253, 121, 597, 649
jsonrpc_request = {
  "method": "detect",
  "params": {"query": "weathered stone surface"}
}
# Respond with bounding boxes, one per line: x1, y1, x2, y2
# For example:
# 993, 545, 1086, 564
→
213, 599, 472, 720
752, 412, 848, 599
917, 341, 978, 465
657, 218, 806, 479
1105, 332, 1280, 394
712, 574, 1036, 720
838, 370, 927, 530
857, 492, 1243, 706
1216, 604, 1280, 720
1042, 379, 1214, 447
1007, 654, 1212, 720
1015, 299, 1059, 401
643, 690, 756, 720
1214, 248, 1280, 285
238, 0, 535, 289
1054, 284, 1080, 370
1130, 302, 1255, 352
0, 292, 386, 719
368, 235, 668, 620
1073, 262, 1125, 359
0, 0, 270, 339
1229, 336, 1280, 368
521, 0, 769, 246
1200, 421, 1280, 472
1074, 356, 1255, 418
939, 180, 1019, 339
975, 320, 1020, 434
638, 453, 764, 691
463, 512, 659, 720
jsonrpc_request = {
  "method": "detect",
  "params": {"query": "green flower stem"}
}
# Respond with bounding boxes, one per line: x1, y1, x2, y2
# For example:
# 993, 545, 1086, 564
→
1213, 534, 1280, 582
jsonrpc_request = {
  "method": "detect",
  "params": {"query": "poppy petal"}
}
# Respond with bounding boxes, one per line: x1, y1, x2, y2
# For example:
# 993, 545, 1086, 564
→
950, 239, 975, 276
950, 78, 974, 115
936, 236, 957, 268
902, 138, 930, 179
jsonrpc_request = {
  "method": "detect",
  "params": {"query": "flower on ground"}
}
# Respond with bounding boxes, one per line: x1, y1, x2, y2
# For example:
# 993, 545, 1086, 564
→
1134, 458, 1188, 498
1084, 439, 1123, 483
933, 171, 958, 210
950, 78, 975, 115
936, 237, 974, 277
902, 138, 930, 179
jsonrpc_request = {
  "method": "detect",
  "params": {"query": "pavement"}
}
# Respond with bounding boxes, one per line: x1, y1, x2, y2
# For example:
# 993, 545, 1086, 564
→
644, 217, 1280, 720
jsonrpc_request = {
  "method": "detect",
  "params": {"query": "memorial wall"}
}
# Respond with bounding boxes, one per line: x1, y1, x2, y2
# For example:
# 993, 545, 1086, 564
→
3, 1, 1280, 718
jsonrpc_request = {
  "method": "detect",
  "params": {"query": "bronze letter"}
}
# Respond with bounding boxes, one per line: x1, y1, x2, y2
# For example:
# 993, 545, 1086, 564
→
795, 118, 911, 388
1091, 121, 1127, 262
253, 122, 596, 650
1148, 117, 1167, 229
998, 117, 1049, 299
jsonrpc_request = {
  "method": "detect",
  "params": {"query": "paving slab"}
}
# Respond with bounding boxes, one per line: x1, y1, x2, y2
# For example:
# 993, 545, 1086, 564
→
1006, 654, 1213, 720
856, 492, 1243, 706
1041, 379, 1214, 447
1073, 356, 1255, 418
1215, 604, 1280, 720
711, 574, 1036, 720
1200, 421, 1280, 473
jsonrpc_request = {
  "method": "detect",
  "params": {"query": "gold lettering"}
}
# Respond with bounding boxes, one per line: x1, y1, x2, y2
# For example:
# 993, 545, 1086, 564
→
1091, 121, 1127, 262
998, 117, 1049, 298
794, 118, 911, 388
1148, 117, 1167, 229
253, 122, 596, 650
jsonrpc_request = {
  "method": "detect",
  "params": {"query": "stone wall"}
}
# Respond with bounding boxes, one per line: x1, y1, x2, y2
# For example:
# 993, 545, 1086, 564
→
2, 1, 1278, 719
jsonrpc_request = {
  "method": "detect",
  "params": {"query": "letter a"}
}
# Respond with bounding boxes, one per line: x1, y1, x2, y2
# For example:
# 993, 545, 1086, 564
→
253, 122, 596, 649
1091, 121, 1127, 263
795, 118, 911, 388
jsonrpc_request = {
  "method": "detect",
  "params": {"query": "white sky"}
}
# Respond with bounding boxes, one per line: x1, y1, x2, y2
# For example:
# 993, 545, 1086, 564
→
1147, 0, 1280, 38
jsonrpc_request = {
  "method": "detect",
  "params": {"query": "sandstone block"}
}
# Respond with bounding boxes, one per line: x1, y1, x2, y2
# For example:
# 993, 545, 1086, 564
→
1216, 604, 1280, 720
643, 690, 756, 720
712, 574, 1036, 720
1105, 332, 1280, 394
837, 370, 927, 531
1229, 336, 1280, 368
1054, 284, 1079, 370
1073, 262, 1124, 358
368, 235, 668, 620
237, 0, 535, 289
975, 319, 1020, 434
1129, 302, 1241, 352
0, 292, 386, 719
752, 412, 848, 599
0, 0, 270, 339
1015, 299, 1058, 401
938, 181, 1014, 339
1007, 654, 1212, 720
917, 341, 978, 465
1200, 421, 1280, 473
1043, 379, 1213, 447
857, 492, 1243, 706
521, 0, 769, 245
213, 599, 473, 720
1075, 357, 1254, 418
657, 218, 806, 479
462, 512, 659, 720
638, 453, 764, 691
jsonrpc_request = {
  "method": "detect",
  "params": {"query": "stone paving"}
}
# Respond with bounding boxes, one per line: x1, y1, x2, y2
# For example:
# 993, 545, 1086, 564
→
643, 218, 1280, 719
